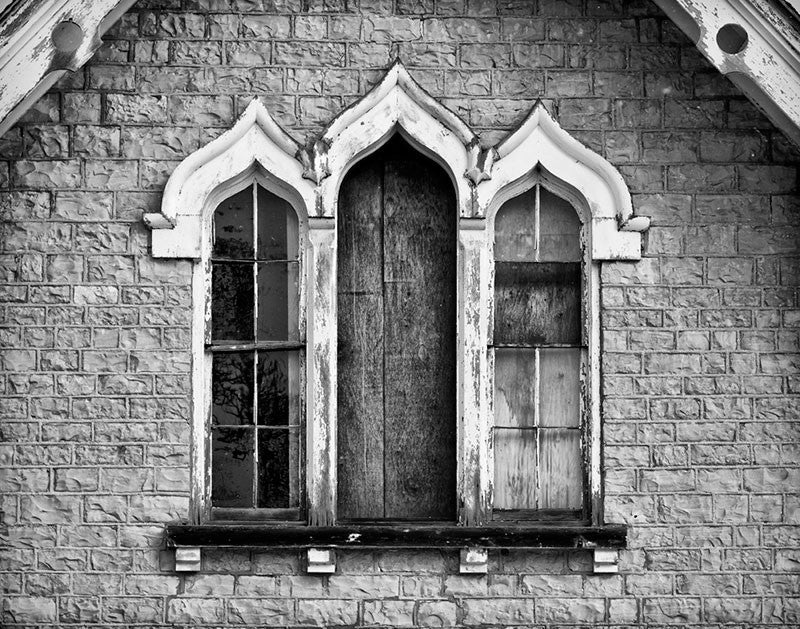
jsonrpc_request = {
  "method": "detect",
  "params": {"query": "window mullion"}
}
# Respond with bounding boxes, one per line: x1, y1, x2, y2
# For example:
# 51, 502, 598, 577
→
252, 182, 259, 508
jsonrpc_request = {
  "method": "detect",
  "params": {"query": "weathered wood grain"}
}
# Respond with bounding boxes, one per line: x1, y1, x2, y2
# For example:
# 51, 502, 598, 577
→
382, 155, 456, 520
538, 188, 582, 262
494, 262, 581, 346
539, 348, 581, 428
338, 136, 457, 521
494, 348, 536, 428
493, 428, 537, 510
539, 428, 582, 510
337, 159, 385, 520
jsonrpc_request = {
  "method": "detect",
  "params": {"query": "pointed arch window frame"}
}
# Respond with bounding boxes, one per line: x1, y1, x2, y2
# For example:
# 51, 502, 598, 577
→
148, 61, 648, 541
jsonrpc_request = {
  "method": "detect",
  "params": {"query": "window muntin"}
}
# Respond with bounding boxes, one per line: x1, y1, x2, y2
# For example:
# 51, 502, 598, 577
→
208, 183, 303, 520
492, 184, 587, 521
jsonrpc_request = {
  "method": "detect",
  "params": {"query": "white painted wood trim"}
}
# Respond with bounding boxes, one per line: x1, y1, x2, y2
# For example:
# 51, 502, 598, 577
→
148, 61, 644, 528
458, 218, 491, 525
478, 103, 648, 261
315, 61, 478, 219
306, 218, 336, 526
148, 99, 315, 258
654, 0, 800, 147
0, 0, 138, 137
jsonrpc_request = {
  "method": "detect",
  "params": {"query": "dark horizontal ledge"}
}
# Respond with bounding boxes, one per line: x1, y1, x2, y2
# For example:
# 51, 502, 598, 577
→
165, 524, 627, 550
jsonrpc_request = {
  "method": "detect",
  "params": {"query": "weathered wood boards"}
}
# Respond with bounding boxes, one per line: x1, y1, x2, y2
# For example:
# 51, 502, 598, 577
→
338, 136, 456, 521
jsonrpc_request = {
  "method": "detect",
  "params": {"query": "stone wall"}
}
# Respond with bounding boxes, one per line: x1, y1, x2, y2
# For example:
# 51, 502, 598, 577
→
1, 0, 798, 626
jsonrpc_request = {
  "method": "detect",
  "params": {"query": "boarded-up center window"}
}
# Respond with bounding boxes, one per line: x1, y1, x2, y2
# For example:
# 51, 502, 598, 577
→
493, 184, 586, 521
209, 183, 302, 520
337, 135, 457, 521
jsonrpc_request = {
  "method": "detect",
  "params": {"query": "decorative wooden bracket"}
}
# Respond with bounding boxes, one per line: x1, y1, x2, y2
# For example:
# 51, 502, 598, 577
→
593, 548, 620, 574
306, 548, 336, 574
174, 547, 202, 572
459, 547, 488, 574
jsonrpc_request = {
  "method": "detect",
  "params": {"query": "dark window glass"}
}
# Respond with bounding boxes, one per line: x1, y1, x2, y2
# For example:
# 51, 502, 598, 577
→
213, 187, 253, 259
211, 427, 254, 507
211, 263, 254, 341
257, 262, 299, 342
212, 352, 254, 426
210, 183, 302, 518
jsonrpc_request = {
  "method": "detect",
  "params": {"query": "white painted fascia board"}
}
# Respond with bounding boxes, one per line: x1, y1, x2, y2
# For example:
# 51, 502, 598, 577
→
0, 0, 137, 137
653, 0, 800, 147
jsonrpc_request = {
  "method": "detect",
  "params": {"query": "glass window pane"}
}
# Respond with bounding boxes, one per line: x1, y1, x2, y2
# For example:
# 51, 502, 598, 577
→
539, 428, 583, 510
539, 348, 581, 428
257, 429, 292, 508
212, 352, 254, 425
494, 188, 536, 262
212, 262, 254, 341
494, 348, 536, 428
493, 427, 536, 509
494, 262, 581, 345
257, 262, 299, 342
257, 186, 299, 261
211, 427, 254, 508
257, 350, 301, 426
213, 187, 253, 259
538, 188, 581, 262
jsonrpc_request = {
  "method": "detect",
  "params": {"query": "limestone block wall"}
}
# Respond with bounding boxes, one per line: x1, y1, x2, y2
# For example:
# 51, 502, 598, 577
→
0, 0, 798, 626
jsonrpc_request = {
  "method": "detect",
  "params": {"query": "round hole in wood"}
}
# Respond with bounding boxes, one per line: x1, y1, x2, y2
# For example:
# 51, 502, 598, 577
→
716, 23, 748, 54
52, 21, 84, 53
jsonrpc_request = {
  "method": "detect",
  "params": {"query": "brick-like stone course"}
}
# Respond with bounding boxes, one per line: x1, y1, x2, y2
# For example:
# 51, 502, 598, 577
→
0, 0, 798, 626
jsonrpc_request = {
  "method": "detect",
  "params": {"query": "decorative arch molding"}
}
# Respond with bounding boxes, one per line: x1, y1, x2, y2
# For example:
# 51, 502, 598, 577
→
312, 59, 479, 218
147, 61, 648, 261
477, 102, 650, 261
145, 99, 316, 258
146, 61, 652, 528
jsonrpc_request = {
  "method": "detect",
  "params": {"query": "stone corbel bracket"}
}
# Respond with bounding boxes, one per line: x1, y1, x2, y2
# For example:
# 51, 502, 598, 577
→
0, 0, 138, 138
477, 102, 649, 261
145, 98, 316, 258
654, 0, 800, 147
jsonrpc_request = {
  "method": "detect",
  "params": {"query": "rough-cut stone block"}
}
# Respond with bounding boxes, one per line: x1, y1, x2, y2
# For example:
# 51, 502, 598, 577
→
417, 600, 458, 627
296, 599, 357, 626
462, 598, 533, 625
227, 598, 293, 624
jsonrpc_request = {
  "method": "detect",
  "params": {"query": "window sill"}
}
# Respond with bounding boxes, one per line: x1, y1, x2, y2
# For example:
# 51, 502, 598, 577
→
165, 523, 627, 550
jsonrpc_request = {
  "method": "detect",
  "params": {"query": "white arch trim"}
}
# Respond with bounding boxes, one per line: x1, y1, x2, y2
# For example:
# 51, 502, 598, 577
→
314, 59, 479, 218
478, 102, 649, 261
145, 98, 316, 258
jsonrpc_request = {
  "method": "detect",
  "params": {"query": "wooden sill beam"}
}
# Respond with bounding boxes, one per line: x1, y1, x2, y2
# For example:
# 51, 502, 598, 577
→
165, 523, 627, 549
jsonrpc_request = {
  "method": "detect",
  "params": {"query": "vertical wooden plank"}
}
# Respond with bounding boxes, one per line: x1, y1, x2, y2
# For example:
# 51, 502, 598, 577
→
539, 348, 581, 427
538, 188, 581, 263
539, 428, 582, 509
383, 150, 456, 521
494, 188, 537, 262
337, 159, 385, 520
494, 348, 536, 427
494, 262, 581, 345
493, 428, 536, 509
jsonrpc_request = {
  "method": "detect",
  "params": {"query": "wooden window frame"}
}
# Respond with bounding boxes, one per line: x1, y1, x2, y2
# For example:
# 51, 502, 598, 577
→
204, 178, 306, 522
147, 62, 649, 543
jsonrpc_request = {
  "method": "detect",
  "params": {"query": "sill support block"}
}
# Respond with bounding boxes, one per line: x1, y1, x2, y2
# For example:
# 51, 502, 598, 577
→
459, 547, 488, 574
175, 547, 202, 572
593, 548, 619, 574
307, 548, 336, 574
